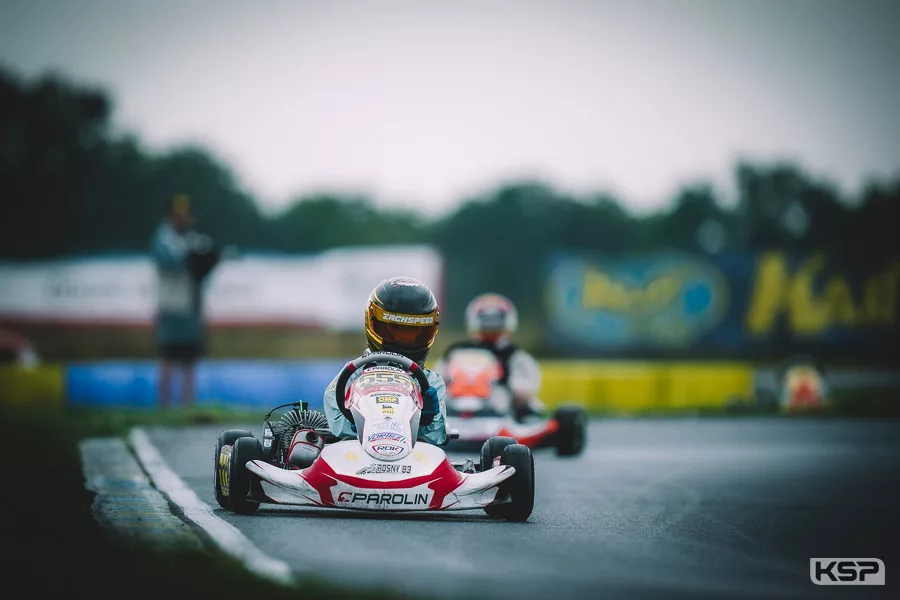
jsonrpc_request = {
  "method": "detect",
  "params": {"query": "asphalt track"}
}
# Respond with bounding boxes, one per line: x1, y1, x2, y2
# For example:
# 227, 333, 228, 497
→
145, 418, 900, 600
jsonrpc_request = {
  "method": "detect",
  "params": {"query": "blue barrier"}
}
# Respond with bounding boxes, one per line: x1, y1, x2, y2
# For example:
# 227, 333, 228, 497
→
66, 360, 348, 408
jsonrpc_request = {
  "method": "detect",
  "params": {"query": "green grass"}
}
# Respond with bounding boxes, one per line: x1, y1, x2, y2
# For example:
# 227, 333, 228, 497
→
0, 403, 421, 599
828, 386, 900, 417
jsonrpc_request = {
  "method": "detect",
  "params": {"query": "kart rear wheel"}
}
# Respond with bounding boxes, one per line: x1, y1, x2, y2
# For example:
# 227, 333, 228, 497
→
214, 429, 252, 509
489, 444, 535, 522
228, 436, 263, 515
554, 405, 587, 456
480, 436, 517, 472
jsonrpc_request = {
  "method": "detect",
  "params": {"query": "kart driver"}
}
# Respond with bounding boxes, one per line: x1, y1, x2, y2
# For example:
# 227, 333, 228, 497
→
323, 276, 450, 446
436, 293, 545, 422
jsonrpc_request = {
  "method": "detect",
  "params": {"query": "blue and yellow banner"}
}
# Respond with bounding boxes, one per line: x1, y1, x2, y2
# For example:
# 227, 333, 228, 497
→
544, 251, 900, 356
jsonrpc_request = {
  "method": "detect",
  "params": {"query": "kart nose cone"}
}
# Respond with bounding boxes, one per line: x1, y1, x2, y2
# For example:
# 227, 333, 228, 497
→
363, 429, 412, 462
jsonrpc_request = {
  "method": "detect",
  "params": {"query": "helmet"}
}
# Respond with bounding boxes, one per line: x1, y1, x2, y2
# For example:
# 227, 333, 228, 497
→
465, 293, 518, 344
365, 277, 440, 364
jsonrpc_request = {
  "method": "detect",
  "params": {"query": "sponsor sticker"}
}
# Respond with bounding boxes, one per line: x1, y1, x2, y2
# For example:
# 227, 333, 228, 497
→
381, 313, 435, 325
336, 491, 430, 506
362, 386, 409, 395
355, 464, 412, 475
389, 277, 423, 288
367, 432, 406, 444
375, 395, 399, 404
374, 419, 404, 432
218, 446, 232, 496
371, 444, 404, 456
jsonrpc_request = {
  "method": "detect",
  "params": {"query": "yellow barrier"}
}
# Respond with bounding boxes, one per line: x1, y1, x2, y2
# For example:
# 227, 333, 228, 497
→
0, 364, 65, 408
538, 360, 754, 412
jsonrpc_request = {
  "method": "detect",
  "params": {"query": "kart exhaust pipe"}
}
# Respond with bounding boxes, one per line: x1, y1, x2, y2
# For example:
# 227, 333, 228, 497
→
287, 429, 324, 469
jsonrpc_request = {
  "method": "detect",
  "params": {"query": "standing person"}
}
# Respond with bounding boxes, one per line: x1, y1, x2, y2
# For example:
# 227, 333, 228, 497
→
151, 194, 221, 408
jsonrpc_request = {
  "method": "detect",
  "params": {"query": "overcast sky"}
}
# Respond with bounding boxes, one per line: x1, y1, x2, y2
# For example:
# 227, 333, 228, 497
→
2, 0, 899, 216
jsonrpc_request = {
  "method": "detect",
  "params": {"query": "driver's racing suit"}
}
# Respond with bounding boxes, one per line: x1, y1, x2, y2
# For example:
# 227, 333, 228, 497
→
435, 339, 545, 420
322, 350, 450, 446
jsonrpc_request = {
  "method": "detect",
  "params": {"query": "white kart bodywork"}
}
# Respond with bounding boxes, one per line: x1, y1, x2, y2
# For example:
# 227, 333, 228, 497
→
244, 362, 516, 512
247, 440, 514, 511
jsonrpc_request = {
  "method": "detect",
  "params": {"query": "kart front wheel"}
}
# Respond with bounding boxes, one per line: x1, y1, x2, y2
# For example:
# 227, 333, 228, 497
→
488, 444, 535, 522
228, 436, 263, 515
214, 429, 252, 509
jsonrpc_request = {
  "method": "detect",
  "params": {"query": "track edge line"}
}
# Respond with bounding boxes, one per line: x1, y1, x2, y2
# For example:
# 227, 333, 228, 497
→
128, 426, 295, 587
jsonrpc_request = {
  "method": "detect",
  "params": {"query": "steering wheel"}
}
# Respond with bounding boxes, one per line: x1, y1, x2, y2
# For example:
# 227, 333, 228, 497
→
334, 352, 431, 422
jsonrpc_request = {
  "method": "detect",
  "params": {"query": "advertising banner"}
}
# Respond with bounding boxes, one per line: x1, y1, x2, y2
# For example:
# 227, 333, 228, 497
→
0, 245, 443, 331
544, 251, 900, 357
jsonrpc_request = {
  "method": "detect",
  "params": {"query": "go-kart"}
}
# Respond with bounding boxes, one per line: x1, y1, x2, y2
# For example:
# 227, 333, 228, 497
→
214, 352, 535, 521
440, 347, 587, 456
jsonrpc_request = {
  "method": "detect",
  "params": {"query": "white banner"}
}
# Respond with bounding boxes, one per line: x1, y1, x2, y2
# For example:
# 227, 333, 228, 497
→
0, 246, 443, 331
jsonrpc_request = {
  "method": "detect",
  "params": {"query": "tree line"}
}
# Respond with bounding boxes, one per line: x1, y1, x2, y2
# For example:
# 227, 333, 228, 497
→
2, 66, 898, 328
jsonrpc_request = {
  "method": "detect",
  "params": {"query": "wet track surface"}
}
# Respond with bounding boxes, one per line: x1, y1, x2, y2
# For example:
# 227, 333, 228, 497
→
146, 418, 900, 600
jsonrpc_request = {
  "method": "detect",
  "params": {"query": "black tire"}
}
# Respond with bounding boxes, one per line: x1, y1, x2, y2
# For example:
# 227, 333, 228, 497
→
482, 436, 523, 519
487, 444, 535, 522
480, 436, 518, 472
554, 405, 587, 457
214, 429, 252, 509
228, 436, 263, 515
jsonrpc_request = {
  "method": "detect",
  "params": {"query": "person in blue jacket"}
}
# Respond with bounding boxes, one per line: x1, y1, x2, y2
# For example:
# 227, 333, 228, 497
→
150, 194, 221, 407
323, 277, 449, 446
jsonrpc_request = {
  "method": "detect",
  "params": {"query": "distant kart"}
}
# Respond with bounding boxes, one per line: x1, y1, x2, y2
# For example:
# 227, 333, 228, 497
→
214, 352, 536, 521
441, 347, 587, 456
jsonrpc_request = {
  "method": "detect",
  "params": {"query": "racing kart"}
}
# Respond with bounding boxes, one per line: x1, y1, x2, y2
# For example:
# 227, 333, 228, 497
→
214, 352, 535, 521
441, 347, 587, 456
